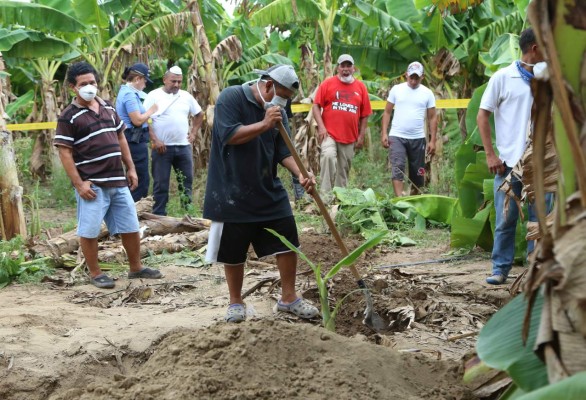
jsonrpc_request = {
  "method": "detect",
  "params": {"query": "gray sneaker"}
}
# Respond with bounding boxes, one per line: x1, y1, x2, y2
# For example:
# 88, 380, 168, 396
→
225, 303, 246, 323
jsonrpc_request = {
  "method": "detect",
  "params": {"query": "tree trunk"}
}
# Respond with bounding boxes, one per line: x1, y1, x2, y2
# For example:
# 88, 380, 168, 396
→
188, 0, 219, 171
0, 54, 27, 240
30, 60, 61, 181
31, 208, 210, 259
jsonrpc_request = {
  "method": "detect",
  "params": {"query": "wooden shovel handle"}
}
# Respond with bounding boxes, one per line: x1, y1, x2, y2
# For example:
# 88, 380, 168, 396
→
276, 121, 362, 282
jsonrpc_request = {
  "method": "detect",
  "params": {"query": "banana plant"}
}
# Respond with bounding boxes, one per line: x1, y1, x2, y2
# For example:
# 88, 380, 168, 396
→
268, 228, 387, 332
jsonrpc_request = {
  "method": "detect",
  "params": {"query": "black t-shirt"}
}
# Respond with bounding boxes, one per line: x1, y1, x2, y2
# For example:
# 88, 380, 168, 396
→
203, 83, 292, 222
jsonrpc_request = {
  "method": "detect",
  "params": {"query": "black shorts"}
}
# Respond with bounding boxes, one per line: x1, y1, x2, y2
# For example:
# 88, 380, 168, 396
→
388, 136, 426, 188
205, 216, 299, 265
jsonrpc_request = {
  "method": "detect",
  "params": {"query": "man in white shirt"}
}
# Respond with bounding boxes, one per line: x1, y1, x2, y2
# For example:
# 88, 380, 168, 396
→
381, 61, 437, 196
144, 66, 204, 215
477, 28, 544, 285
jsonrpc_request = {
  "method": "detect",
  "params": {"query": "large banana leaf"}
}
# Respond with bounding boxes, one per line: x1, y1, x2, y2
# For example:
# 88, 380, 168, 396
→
479, 33, 520, 76
419, 7, 448, 53
458, 151, 492, 217
0, 1, 85, 32
383, 0, 419, 22
516, 371, 586, 400
465, 83, 487, 135
249, 0, 327, 27
99, 0, 132, 15
353, 0, 420, 43
451, 205, 492, 250
453, 11, 523, 68
477, 290, 548, 392
0, 29, 73, 58
5, 90, 34, 120
108, 12, 194, 47
72, 0, 109, 30
393, 195, 458, 224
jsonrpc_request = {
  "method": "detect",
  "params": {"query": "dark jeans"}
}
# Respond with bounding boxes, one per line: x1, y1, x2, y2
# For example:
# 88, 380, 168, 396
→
127, 141, 149, 202
151, 145, 193, 216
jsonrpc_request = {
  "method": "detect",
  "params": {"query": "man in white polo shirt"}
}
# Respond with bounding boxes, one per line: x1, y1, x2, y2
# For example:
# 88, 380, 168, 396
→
144, 66, 204, 215
381, 61, 437, 197
477, 28, 544, 285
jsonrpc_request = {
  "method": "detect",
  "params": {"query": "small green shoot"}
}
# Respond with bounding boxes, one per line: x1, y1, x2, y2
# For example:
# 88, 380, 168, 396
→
267, 228, 387, 331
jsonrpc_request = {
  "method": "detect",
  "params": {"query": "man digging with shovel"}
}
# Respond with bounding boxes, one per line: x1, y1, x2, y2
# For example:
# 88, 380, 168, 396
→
203, 65, 319, 323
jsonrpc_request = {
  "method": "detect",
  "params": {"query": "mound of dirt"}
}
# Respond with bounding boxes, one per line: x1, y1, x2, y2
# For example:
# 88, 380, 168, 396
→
50, 320, 474, 400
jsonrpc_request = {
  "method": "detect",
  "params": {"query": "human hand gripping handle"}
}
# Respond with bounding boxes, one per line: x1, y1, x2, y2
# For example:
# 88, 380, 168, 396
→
263, 106, 283, 129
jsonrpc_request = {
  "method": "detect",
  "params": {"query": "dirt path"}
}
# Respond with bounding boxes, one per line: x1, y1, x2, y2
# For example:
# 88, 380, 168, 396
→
0, 232, 519, 399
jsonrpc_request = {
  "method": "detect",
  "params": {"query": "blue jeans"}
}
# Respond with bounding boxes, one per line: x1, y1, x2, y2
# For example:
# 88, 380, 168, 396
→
151, 145, 193, 216
128, 141, 149, 202
492, 168, 555, 276
492, 168, 521, 277
75, 185, 139, 238
527, 192, 555, 254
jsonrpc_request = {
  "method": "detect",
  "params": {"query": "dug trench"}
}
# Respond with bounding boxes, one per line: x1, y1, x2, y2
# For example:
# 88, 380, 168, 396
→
0, 232, 517, 399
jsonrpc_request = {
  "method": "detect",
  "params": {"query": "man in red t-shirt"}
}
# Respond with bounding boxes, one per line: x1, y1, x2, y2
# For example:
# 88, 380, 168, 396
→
312, 54, 372, 199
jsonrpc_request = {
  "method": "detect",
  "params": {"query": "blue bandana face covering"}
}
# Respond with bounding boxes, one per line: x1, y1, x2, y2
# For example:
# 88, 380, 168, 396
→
515, 61, 534, 84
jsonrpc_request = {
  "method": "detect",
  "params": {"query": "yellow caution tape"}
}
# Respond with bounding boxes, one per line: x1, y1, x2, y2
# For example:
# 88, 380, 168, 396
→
6, 122, 57, 131
7, 99, 470, 131
292, 98, 470, 113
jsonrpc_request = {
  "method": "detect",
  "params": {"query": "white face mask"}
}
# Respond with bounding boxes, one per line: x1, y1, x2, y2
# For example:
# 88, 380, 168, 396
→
519, 60, 549, 81
257, 80, 288, 110
533, 62, 549, 81
77, 84, 98, 102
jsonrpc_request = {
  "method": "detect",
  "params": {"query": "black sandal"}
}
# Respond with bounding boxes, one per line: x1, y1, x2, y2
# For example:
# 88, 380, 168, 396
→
128, 267, 163, 279
90, 274, 115, 289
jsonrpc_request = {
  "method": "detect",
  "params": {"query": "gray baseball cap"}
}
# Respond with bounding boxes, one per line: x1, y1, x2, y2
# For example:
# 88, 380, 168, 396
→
254, 65, 300, 91
337, 54, 354, 65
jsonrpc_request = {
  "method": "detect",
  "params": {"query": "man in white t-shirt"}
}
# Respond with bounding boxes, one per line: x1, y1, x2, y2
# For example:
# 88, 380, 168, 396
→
381, 61, 437, 196
477, 28, 544, 285
144, 66, 204, 215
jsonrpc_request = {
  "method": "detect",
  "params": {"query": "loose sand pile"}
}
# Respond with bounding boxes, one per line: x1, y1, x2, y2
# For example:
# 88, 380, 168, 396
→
50, 320, 474, 400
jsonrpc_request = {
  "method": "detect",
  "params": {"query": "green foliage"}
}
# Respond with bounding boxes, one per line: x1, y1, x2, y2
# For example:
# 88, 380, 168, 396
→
516, 372, 586, 400
479, 33, 521, 76
48, 167, 77, 209
332, 187, 457, 246
5, 90, 34, 121
392, 194, 458, 224
333, 187, 416, 246
267, 228, 386, 331
0, 237, 55, 288
476, 291, 548, 392
24, 181, 42, 237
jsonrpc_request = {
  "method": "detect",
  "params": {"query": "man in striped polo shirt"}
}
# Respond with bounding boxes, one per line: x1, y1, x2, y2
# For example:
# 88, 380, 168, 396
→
54, 62, 162, 288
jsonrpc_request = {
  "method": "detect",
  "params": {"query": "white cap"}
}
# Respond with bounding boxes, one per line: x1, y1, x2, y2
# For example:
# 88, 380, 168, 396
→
168, 66, 182, 75
253, 64, 300, 91
407, 61, 424, 77
337, 54, 354, 65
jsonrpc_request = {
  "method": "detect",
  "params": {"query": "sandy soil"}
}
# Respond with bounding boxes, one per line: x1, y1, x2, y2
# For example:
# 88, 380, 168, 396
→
0, 232, 521, 399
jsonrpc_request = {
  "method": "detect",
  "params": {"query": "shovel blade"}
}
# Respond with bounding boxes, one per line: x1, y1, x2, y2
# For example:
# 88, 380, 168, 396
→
361, 288, 389, 333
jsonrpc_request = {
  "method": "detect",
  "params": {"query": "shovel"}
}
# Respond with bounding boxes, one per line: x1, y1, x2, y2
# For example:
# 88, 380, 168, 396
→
276, 121, 388, 333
